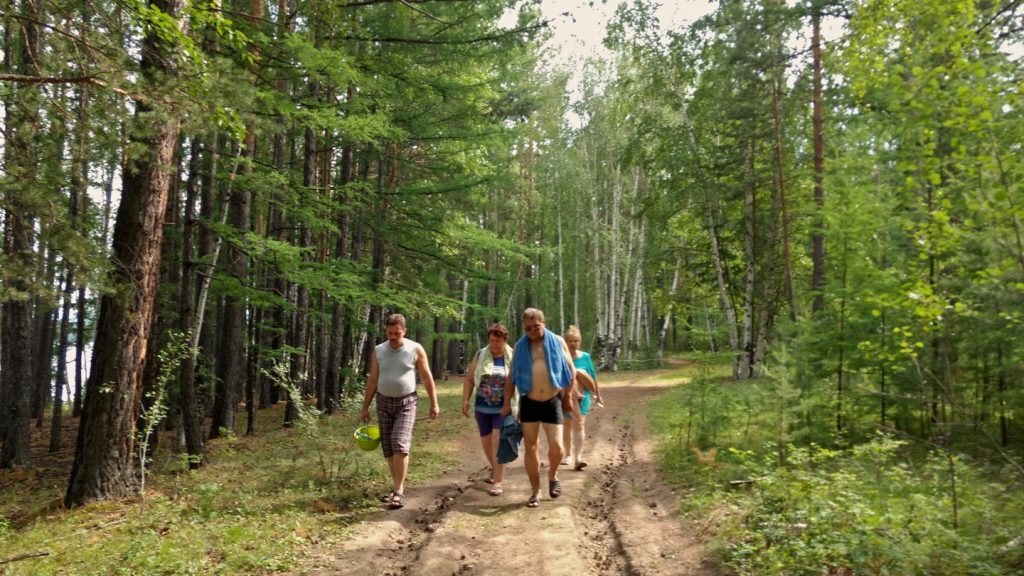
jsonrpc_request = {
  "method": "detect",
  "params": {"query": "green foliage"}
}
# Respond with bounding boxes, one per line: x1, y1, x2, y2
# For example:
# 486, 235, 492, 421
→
712, 438, 1023, 576
650, 357, 1024, 576
0, 379, 467, 575
138, 331, 193, 496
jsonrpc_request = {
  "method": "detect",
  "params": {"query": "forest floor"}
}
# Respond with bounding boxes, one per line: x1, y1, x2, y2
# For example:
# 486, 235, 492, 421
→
296, 366, 720, 576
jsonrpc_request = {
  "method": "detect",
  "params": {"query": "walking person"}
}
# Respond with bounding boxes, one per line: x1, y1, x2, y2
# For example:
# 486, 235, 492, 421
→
462, 322, 514, 496
501, 308, 576, 508
562, 325, 603, 471
360, 313, 440, 509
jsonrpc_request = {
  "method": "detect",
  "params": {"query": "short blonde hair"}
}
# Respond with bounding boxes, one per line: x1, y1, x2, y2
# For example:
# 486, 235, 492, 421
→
565, 325, 582, 340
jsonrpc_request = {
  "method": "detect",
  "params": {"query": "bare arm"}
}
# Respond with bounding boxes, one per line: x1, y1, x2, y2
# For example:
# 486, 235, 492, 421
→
416, 345, 440, 420
360, 351, 380, 423
501, 359, 515, 419
560, 338, 577, 411
462, 351, 478, 417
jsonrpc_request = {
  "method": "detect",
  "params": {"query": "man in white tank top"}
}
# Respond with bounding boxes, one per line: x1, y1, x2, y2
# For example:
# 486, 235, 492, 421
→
360, 314, 439, 509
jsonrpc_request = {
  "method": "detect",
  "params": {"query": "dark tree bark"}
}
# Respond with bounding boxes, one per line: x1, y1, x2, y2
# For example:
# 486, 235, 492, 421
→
65, 0, 186, 507
246, 301, 259, 435
138, 143, 183, 457
209, 135, 252, 439
32, 250, 58, 428
284, 121, 318, 427
1, 205, 36, 468
1, 0, 42, 469
178, 138, 205, 468
50, 269, 73, 453
810, 4, 826, 314
196, 132, 219, 415
360, 158, 387, 379
315, 289, 330, 412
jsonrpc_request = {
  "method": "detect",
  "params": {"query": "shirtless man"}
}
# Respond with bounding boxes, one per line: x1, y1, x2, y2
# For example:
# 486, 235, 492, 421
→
501, 308, 576, 508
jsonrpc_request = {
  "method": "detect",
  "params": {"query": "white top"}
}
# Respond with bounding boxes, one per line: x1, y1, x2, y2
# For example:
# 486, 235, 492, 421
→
375, 339, 422, 397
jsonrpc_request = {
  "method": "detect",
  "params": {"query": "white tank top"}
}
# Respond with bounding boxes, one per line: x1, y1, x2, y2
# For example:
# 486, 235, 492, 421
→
375, 339, 421, 397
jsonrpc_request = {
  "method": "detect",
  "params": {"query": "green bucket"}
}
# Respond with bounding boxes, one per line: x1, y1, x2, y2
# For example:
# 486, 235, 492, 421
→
353, 424, 381, 451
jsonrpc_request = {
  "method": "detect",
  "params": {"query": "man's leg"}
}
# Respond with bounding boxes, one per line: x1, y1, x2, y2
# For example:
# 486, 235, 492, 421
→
542, 422, 564, 479
388, 453, 410, 494
521, 421, 541, 495
387, 394, 416, 499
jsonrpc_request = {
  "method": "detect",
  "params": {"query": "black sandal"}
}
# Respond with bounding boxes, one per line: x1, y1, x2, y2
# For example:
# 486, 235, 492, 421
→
380, 490, 395, 503
389, 492, 405, 509
549, 479, 562, 499
527, 494, 540, 508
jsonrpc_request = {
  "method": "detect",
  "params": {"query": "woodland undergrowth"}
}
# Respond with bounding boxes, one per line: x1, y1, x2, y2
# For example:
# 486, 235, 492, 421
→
652, 354, 1024, 576
0, 380, 464, 575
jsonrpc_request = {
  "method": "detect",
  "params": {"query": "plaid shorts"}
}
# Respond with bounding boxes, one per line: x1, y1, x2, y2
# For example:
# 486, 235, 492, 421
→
376, 391, 418, 458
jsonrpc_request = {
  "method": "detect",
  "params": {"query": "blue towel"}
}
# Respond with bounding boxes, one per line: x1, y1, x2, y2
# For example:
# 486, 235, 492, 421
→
511, 329, 572, 395
497, 415, 522, 464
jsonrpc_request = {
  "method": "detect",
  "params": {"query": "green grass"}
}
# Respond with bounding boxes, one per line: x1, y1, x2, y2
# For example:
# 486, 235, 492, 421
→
646, 354, 1024, 576
0, 379, 466, 575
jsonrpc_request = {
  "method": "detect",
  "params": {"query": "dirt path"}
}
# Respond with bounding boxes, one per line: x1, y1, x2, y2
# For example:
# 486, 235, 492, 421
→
302, 371, 718, 576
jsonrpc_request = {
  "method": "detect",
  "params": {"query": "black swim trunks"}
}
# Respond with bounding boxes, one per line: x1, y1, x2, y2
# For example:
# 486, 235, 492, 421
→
519, 393, 563, 425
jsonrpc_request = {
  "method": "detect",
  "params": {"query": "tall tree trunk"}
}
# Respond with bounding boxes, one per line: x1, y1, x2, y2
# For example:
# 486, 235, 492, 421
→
326, 141, 353, 413
267, 135, 287, 406
1, 203, 36, 468
739, 136, 758, 380
33, 250, 58, 428
316, 288, 330, 411
50, 268, 74, 453
628, 220, 646, 362
1, 0, 43, 469
178, 138, 205, 468
65, 0, 187, 506
836, 236, 849, 434
246, 300, 258, 436
54, 95, 88, 450
658, 259, 682, 366
196, 131, 219, 415
140, 140, 184, 459
770, 53, 796, 323
210, 135, 252, 439
69, 0, 93, 423
704, 189, 739, 378
606, 165, 622, 371
809, 5, 826, 314
360, 158, 386, 379
285, 120, 318, 427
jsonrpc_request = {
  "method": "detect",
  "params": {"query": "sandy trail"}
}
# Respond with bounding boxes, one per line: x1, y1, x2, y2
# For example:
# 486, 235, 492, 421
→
302, 370, 718, 576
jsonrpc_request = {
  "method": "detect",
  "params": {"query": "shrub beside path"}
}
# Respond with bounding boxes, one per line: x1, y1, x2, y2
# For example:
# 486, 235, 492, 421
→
301, 370, 719, 576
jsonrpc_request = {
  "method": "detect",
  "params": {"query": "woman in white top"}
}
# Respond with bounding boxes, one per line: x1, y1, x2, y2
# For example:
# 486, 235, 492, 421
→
462, 322, 513, 496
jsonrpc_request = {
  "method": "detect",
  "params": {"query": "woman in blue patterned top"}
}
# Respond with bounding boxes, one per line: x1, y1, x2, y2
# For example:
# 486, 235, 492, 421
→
462, 322, 513, 496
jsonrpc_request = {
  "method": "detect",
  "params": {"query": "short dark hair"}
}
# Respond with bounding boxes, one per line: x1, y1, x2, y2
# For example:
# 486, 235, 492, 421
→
487, 322, 509, 340
385, 313, 406, 328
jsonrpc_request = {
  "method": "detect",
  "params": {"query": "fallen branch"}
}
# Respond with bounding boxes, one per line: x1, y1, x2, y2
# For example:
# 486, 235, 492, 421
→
0, 551, 50, 565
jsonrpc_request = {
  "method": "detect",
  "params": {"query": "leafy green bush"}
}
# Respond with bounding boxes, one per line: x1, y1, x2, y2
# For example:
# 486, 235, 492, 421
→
708, 437, 1023, 575
649, 358, 1024, 576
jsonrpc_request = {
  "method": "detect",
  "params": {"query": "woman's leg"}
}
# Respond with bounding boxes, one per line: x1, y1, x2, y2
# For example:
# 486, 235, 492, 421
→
572, 413, 586, 466
480, 432, 497, 471
561, 414, 573, 465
